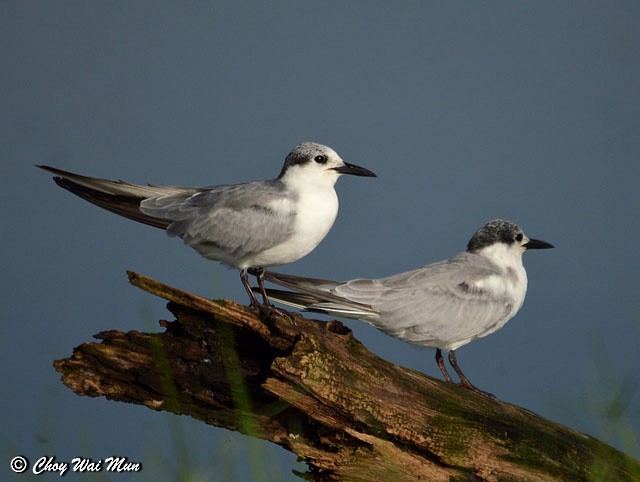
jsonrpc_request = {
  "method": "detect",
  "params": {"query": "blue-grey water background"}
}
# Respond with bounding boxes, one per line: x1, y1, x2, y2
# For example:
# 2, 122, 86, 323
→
2, 2, 639, 480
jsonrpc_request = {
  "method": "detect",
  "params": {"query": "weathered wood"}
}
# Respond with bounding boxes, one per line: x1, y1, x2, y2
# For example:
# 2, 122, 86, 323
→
54, 272, 640, 481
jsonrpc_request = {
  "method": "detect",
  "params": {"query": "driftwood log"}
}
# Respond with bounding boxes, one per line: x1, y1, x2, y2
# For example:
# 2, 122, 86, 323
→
54, 272, 640, 481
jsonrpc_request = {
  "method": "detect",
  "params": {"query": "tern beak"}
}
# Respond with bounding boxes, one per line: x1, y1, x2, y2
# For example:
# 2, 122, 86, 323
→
524, 238, 554, 250
331, 162, 377, 177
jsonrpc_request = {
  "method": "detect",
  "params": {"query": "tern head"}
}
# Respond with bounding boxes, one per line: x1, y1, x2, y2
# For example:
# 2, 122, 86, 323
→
467, 220, 554, 260
277, 142, 376, 187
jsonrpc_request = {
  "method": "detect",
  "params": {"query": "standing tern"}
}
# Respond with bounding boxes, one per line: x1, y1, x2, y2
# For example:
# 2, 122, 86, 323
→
258, 220, 553, 397
38, 142, 376, 308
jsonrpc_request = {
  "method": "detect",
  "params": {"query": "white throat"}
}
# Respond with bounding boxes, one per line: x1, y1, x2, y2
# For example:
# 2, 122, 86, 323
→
474, 242, 528, 311
280, 165, 339, 192
477, 242, 525, 271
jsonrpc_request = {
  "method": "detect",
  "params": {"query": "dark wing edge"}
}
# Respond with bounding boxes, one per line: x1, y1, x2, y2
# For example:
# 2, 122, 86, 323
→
38, 165, 171, 229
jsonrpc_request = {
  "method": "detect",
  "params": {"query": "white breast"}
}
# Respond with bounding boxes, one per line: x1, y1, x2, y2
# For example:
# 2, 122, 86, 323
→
473, 243, 529, 320
249, 185, 339, 267
473, 270, 527, 310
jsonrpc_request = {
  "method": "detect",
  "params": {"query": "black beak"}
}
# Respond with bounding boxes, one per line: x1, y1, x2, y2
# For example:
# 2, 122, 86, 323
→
332, 162, 377, 177
524, 238, 554, 250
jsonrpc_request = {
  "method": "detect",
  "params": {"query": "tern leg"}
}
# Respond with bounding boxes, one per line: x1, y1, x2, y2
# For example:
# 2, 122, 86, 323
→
249, 267, 296, 325
448, 350, 495, 399
255, 268, 271, 306
240, 269, 260, 308
435, 349, 454, 383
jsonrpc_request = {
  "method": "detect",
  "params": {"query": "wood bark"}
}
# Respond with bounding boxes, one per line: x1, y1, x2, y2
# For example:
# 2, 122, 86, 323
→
54, 271, 640, 481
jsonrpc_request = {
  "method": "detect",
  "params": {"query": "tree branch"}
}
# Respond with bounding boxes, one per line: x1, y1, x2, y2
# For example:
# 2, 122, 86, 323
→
54, 271, 640, 481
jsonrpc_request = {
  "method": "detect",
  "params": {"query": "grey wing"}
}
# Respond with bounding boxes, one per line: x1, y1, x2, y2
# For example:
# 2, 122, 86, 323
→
263, 257, 503, 322
140, 181, 295, 258
332, 254, 516, 348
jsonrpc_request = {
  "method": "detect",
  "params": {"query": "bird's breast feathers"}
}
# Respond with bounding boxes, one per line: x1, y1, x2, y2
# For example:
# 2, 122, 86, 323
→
247, 188, 339, 266
469, 266, 528, 311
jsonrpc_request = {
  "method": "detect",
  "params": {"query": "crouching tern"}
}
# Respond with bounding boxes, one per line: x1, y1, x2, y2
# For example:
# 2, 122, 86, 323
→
38, 142, 376, 308
258, 220, 553, 397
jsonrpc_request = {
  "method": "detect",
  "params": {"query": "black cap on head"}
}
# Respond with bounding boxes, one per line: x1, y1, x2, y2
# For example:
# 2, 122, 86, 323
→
467, 220, 553, 253
467, 220, 523, 253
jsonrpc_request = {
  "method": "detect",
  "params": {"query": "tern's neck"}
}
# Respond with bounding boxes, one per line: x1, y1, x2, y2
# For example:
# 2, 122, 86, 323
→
476, 243, 524, 271
279, 168, 338, 193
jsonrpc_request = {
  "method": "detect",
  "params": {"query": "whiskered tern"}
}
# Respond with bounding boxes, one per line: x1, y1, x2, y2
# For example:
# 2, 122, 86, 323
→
259, 220, 553, 397
38, 142, 376, 308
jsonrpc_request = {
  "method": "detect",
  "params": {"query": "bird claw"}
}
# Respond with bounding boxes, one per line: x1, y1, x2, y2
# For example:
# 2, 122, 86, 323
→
256, 303, 297, 326
456, 381, 495, 400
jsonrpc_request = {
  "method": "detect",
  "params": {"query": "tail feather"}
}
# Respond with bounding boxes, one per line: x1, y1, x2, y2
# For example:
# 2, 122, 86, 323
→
253, 288, 323, 310
37, 165, 186, 198
261, 271, 338, 289
53, 176, 171, 229
37, 165, 184, 229
306, 302, 378, 317
260, 271, 378, 318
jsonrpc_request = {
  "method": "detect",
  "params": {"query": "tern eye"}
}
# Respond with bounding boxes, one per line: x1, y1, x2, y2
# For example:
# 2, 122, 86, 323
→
314, 155, 328, 164
515, 233, 523, 242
